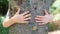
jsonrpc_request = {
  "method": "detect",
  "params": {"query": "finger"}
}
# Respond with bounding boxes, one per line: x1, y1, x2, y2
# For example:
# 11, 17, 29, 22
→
35, 18, 40, 20
35, 16, 45, 21
22, 11, 30, 16
38, 23, 47, 25
36, 16, 44, 18
35, 18, 44, 21
24, 17, 31, 21
40, 22, 48, 25
24, 14, 31, 18
44, 9, 49, 15
15, 8, 20, 14
36, 21, 44, 23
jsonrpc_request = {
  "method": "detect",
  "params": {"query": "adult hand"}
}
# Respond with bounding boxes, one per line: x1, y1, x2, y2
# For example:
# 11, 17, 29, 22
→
12, 8, 31, 24
35, 9, 53, 25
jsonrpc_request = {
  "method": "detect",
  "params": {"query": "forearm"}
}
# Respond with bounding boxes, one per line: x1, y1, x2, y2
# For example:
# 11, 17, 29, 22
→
3, 18, 15, 28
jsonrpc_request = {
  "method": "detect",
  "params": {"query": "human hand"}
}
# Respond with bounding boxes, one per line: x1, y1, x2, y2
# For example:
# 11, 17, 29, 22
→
35, 9, 53, 25
12, 8, 31, 24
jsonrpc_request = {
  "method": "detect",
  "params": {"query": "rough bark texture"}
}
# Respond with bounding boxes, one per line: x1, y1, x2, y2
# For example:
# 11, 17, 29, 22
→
9, 0, 54, 34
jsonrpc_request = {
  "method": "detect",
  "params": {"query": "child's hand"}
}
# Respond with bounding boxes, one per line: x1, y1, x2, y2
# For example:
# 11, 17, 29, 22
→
35, 9, 53, 25
12, 8, 31, 24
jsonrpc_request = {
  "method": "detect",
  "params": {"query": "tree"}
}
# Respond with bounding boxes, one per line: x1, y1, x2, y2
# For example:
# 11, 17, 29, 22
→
9, 0, 55, 34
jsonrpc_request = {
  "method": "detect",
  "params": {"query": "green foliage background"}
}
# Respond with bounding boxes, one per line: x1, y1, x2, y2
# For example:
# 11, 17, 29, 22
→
50, 0, 60, 15
0, 0, 9, 34
0, 16, 9, 34
48, 0, 60, 31
0, 0, 8, 16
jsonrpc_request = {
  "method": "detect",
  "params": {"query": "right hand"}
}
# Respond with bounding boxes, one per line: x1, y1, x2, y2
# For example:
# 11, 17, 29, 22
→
11, 8, 31, 24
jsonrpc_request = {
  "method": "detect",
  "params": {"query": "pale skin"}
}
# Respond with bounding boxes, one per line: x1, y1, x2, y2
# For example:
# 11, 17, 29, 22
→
3, 8, 31, 27
35, 9, 54, 25
3, 8, 53, 27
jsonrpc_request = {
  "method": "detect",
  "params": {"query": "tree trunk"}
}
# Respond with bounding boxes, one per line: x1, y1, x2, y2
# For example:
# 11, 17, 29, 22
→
9, 0, 54, 34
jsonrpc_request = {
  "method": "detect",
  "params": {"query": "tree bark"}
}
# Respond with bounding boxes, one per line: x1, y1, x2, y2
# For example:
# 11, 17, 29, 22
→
9, 0, 54, 34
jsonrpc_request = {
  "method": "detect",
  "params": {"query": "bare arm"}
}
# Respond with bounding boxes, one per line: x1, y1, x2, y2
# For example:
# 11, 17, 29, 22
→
3, 8, 31, 28
3, 17, 15, 27
2, 9, 16, 27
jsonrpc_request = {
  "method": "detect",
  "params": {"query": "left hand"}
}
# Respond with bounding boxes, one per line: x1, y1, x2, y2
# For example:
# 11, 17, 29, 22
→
35, 9, 54, 25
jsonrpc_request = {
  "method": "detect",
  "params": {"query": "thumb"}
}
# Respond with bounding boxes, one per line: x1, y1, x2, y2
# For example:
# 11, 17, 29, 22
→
15, 8, 20, 14
44, 9, 49, 15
